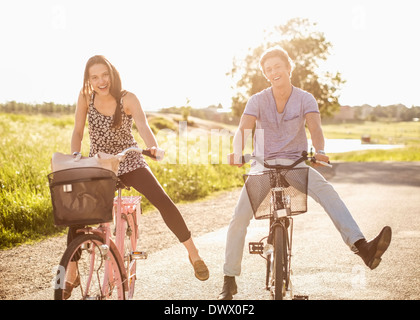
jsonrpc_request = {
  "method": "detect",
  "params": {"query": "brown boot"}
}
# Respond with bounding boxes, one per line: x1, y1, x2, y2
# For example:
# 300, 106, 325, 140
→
355, 226, 392, 270
217, 276, 237, 300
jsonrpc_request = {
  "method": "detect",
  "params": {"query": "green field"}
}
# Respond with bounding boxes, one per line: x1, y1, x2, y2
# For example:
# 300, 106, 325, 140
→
0, 113, 245, 249
321, 121, 420, 162
1, 113, 419, 249
322, 121, 420, 145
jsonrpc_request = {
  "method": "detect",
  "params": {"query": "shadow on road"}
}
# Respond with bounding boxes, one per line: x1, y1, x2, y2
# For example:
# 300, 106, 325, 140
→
315, 162, 420, 187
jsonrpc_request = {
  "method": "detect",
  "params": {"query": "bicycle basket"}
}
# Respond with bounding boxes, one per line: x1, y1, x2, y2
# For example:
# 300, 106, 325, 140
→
48, 167, 118, 226
243, 167, 309, 219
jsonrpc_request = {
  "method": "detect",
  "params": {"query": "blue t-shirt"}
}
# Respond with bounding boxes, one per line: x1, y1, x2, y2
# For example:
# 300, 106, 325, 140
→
243, 86, 319, 160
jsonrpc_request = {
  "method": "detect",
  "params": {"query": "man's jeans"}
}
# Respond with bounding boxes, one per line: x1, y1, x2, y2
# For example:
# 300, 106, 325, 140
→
223, 158, 365, 277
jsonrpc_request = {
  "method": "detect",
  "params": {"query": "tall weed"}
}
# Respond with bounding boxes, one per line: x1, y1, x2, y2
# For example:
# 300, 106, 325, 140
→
0, 113, 244, 248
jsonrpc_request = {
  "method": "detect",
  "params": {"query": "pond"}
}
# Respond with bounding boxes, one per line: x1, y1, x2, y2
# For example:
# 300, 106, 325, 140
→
309, 139, 405, 153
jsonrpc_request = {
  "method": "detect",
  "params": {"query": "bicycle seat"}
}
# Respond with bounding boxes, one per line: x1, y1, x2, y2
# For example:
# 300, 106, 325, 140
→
116, 179, 130, 190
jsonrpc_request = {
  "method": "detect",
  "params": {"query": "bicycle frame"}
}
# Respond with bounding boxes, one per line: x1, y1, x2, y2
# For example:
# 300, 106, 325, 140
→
73, 184, 143, 299
75, 189, 127, 297
248, 171, 296, 299
59, 147, 152, 300
246, 151, 327, 300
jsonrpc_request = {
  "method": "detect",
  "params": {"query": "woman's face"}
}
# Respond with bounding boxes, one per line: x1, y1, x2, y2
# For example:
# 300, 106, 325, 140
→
89, 63, 111, 96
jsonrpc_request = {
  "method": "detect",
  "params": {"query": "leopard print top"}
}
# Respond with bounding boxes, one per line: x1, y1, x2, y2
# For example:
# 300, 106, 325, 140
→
88, 91, 148, 176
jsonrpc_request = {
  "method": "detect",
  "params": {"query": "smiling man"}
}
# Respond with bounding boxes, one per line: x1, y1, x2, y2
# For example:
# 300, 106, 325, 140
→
217, 46, 392, 300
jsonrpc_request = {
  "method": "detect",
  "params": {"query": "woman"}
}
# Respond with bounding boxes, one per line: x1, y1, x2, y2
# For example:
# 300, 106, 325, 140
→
65, 55, 209, 298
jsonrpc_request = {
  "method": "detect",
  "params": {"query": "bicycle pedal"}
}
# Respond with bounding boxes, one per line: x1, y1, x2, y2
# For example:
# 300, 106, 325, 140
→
130, 251, 148, 260
249, 242, 264, 254
293, 295, 309, 300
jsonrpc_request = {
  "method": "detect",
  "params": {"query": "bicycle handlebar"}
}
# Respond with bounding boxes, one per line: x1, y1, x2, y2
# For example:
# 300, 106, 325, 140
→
241, 151, 332, 169
116, 147, 165, 161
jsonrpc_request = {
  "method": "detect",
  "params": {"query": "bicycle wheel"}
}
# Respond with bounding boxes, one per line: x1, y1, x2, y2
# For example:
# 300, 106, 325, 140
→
270, 224, 287, 300
54, 234, 126, 300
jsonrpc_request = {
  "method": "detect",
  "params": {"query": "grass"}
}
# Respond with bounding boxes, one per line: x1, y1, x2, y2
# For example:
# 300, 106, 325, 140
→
1, 114, 419, 249
329, 146, 420, 162
321, 121, 420, 162
321, 121, 420, 145
0, 113, 245, 249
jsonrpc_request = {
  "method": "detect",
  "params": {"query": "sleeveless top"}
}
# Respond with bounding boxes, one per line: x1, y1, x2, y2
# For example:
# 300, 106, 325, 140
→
88, 91, 148, 176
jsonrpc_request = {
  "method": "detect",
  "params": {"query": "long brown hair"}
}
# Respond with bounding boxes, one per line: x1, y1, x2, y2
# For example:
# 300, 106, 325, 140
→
82, 55, 123, 128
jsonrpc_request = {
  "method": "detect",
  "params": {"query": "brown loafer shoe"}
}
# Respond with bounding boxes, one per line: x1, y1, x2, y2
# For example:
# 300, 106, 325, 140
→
189, 256, 209, 281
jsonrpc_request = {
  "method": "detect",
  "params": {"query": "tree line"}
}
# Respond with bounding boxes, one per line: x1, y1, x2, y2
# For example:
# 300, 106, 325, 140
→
0, 100, 76, 115
353, 104, 420, 122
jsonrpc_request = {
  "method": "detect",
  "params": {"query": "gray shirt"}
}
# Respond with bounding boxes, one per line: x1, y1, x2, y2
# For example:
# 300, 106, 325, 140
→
244, 86, 319, 160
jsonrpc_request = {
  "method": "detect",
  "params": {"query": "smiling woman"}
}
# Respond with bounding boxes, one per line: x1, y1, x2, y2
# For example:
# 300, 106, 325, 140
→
82, 55, 124, 128
64, 55, 210, 292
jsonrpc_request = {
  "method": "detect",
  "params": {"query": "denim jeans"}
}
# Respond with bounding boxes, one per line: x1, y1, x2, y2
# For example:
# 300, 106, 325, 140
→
223, 158, 365, 277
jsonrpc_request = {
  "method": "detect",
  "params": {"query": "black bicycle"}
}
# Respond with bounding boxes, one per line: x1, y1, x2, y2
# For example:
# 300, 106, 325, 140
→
242, 151, 331, 300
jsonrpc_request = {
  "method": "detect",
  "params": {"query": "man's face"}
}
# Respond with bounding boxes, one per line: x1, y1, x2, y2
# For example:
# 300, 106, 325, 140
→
262, 56, 291, 87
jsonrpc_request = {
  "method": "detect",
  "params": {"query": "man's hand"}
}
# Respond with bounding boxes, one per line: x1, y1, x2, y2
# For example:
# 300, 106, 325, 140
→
313, 152, 330, 167
227, 153, 244, 167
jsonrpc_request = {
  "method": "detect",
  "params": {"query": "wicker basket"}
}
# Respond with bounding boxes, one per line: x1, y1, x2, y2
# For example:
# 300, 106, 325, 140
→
243, 167, 309, 219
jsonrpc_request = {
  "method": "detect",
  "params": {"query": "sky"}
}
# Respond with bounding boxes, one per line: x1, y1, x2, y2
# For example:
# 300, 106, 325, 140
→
0, 0, 419, 111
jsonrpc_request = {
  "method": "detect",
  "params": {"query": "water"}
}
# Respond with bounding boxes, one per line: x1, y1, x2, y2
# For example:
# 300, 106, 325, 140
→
309, 139, 405, 154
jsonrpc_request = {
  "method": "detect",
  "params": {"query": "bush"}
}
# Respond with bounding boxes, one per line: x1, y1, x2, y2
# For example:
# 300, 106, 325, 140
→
147, 116, 177, 134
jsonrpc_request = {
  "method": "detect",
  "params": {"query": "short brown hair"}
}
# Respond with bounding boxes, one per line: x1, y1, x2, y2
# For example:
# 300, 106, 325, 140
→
259, 46, 294, 74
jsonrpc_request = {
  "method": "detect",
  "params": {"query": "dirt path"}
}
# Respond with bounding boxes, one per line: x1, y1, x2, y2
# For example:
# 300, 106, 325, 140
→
0, 188, 241, 300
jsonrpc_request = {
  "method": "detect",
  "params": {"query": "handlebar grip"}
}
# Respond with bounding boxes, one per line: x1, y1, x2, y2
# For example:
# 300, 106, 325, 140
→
143, 148, 165, 161
310, 158, 332, 168
317, 160, 333, 168
141, 149, 156, 159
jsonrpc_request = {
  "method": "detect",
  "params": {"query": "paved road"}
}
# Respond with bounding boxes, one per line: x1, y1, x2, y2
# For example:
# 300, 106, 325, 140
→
18, 162, 420, 301
134, 162, 420, 300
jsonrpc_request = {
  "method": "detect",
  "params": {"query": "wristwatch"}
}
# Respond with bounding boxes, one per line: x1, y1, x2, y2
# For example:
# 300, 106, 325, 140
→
317, 150, 326, 155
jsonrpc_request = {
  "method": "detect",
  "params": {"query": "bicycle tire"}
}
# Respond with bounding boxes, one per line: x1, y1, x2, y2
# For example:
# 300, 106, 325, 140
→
54, 233, 126, 300
271, 224, 287, 300
123, 210, 139, 299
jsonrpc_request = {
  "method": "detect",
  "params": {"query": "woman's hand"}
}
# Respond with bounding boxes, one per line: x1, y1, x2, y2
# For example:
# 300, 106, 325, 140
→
147, 146, 165, 161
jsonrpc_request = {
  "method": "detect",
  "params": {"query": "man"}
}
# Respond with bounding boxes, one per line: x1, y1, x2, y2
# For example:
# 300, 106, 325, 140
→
218, 46, 392, 300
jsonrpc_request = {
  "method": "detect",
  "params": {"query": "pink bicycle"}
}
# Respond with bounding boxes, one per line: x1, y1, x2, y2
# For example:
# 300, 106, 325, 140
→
49, 147, 155, 300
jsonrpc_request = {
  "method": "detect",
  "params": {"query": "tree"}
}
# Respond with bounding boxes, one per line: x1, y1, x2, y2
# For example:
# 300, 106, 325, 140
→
228, 18, 345, 118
